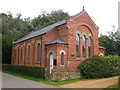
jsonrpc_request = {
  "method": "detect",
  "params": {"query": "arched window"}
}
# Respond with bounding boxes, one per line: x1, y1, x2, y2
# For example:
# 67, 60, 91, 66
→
76, 34, 80, 57
28, 45, 30, 63
14, 48, 16, 63
88, 36, 91, 57
37, 43, 41, 62
82, 35, 86, 58
20, 48, 22, 63
61, 52, 64, 65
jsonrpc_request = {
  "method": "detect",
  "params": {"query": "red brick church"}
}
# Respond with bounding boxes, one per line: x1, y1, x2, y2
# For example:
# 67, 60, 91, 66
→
11, 8, 105, 74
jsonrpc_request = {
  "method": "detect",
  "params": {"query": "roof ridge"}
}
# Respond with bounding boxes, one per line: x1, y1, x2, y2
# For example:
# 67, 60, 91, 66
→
13, 20, 66, 44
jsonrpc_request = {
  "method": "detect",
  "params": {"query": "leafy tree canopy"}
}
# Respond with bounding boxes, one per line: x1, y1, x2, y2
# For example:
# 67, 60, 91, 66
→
31, 10, 69, 30
99, 26, 120, 55
1, 10, 70, 64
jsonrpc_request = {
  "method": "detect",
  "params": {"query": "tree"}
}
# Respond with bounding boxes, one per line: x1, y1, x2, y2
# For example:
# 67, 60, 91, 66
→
1, 12, 31, 63
31, 10, 69, 30
99, 27, 120, 55
2, 35, 12, 64
1, 10, 70, 64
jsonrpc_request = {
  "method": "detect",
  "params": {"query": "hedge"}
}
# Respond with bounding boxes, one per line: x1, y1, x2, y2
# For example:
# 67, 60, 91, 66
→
2, 64, 45, 79
78, 55, 119, 79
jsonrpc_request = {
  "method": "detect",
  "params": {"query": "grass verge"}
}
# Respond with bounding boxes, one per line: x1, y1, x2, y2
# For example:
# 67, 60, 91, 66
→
103, 83, 119, 90
107, 84, 118, 88
2, 70, 86, 86
43, 78, 86, 86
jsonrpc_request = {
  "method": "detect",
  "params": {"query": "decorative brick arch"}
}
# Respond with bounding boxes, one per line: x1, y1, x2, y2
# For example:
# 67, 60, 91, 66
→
47, 50, 55, 59
73, 22, 95, 39
80, 25, 94, 38
99, 53, 103, 56
27, 44, 31, 48
60, 50, 66, 54
81, 32, 88, 38
88, 34, 92, 39
36, 41, 41, 46
76, 31, 82, 36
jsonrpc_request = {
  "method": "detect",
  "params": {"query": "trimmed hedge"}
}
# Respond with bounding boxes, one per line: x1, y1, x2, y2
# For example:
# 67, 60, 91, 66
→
2, 64, 45, 79
78, 55, 119, 79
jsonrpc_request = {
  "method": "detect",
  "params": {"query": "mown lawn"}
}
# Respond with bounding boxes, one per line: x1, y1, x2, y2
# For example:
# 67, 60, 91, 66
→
107, 84, 118, 88
108, 84, 118, 88
2, 70, 86, 86
43, 78, 86, 86
103, 83, 119, 90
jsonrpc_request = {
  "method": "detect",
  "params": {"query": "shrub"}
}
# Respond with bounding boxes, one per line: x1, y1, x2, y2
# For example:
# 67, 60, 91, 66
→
2, 64, 45, 79
78, 55, 119, 79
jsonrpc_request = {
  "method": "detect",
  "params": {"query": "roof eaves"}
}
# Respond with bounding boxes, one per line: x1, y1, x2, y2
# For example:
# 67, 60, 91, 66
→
98, 46, 106, 49
46, 42, 68, 45
13, 20, 66, 44
13, 33, 46, 44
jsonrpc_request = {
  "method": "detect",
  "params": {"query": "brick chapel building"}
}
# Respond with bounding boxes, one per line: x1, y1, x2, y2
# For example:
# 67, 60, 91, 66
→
11, 8, 105, 74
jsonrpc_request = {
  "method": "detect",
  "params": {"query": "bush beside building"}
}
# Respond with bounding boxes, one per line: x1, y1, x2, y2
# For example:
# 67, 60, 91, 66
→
78, 55, 119, 79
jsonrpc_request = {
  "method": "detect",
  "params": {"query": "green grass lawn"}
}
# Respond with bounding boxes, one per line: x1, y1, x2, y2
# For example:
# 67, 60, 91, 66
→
103, 83, 119, 90
2, 70, 86, 86
107, 84, 118, 88
43, 78, 86, 86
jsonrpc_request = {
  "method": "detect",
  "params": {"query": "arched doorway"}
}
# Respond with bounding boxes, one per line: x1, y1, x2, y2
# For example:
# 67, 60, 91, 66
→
49, 53, 53, 74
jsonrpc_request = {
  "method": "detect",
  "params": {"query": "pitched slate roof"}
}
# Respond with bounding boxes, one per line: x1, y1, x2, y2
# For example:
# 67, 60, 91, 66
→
13, 20, 66, 44
98, 46, 106, 49
46, 37, 68, 45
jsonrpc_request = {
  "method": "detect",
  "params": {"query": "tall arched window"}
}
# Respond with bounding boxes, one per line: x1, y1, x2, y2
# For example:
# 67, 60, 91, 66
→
88, 36, 91, 57
37, 43, 41, 63
76, 34, 80, 58
28, 45, 30, 63
20, 48, 22, 63
82, 35, 86, 58
14, 48, 16, 63
61, 52, 64, 65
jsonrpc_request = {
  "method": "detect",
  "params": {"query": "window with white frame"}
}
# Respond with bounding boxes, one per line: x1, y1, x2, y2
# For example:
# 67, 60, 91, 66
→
76, 34, 80, 58
37, 43, 41, 63
82, 35, 86, 58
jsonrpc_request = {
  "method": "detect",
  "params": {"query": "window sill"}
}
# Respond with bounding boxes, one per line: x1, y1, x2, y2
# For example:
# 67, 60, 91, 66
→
25, 62, 30, 64
35, 62, 41, 64
76, 57, 80, 60
19, 62, 22, 64
60, 65, 65, 68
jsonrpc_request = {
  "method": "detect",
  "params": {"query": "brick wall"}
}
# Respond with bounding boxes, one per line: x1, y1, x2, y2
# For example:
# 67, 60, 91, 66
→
11, 9, 104, 74
99, 49, 105, 56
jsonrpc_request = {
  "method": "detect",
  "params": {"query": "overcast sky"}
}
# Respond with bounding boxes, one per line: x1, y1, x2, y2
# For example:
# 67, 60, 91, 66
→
0, 0, 119, 35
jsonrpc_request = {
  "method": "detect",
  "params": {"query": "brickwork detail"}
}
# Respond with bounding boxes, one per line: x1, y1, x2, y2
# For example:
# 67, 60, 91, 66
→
11, 9, 105, 75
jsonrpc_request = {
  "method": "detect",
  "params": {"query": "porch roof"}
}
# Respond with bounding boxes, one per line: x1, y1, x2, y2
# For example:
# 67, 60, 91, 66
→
98, 46, 106, 49
46, 37, 68, 45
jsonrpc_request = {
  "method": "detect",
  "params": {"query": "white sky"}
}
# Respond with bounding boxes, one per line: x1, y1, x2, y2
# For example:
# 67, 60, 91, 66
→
0, 0, 119, 35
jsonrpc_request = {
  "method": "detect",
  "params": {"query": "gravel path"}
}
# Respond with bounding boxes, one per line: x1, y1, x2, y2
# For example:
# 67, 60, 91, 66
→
60, 76, 118, 88
2, 73, 59, 88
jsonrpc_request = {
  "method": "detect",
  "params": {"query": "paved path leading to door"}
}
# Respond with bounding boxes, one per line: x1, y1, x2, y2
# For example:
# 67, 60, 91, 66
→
2, 73, 59, 88
60, 76, 118, 88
